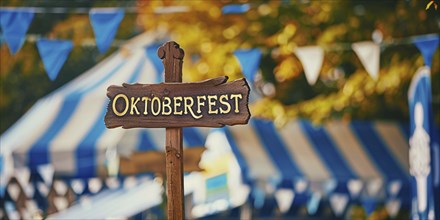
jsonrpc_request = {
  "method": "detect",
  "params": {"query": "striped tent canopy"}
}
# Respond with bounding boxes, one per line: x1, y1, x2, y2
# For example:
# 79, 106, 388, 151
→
0, 32, 208, 179
207, 118, 411, 217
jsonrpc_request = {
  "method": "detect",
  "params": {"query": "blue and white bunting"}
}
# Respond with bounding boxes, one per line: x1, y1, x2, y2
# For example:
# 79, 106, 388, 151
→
361, 197, 377, 216
233, 48, 262, 83
0, 8, 34, 54
89, 8, 124, 53
294, 46, 324, 85
413, 34, 439, 68
352, 41, 381, 80
36, 39, 73, 81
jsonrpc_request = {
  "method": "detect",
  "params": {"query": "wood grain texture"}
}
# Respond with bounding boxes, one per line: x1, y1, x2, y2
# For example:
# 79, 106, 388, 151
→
118, 147, 206, 175
162, 41, 184, 220
104, 76, 251, 129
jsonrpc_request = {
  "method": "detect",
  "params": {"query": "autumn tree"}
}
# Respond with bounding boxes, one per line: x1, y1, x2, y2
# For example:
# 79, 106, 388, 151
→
137, 0, 439, 126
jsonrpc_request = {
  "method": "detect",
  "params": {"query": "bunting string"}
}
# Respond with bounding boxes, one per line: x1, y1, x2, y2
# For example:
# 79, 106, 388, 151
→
0, 6, 189, 14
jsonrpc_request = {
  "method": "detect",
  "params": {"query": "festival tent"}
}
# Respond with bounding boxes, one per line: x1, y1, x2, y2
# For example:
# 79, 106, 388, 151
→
200, 118, 411, 218
0, 31, 208, 179
0, 32, 209, 218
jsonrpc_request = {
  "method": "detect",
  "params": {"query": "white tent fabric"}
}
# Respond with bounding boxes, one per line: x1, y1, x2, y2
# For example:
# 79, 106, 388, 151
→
47, 178, 163, 219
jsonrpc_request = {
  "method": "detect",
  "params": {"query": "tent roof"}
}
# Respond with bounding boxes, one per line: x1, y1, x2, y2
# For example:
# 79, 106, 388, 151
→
0, 32, 208, 178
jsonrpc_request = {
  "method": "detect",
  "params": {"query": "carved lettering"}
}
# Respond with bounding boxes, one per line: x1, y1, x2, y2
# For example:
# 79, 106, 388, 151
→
112, 94, 129, 116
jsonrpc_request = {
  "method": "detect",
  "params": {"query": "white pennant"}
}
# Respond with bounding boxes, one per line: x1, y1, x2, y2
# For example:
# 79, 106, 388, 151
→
347, 179, 363, 198
294, 46, 324, 85
388, 180, 402, 197
295, 179, 308, 193
352, 41, 380, 80
330, 193, 349, 217
275, 189, 295, 213
367, 179, 383, 196
37, 164, 54, 186
386, 199, 402, 218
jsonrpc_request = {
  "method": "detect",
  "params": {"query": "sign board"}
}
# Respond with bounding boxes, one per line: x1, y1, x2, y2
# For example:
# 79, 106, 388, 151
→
104, 41, 250, 220
105, 76, 250, 128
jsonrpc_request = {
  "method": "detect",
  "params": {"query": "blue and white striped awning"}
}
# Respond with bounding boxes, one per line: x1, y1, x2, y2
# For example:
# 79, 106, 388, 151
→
0, 32, 208, 179
47, 178, 163, 219
207, 118, 411, 216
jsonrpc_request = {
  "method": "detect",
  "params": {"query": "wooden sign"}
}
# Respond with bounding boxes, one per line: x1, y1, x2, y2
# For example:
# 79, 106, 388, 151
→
104, 76, 250, 128
104, 41, 250, 220
119, 147, 206, 175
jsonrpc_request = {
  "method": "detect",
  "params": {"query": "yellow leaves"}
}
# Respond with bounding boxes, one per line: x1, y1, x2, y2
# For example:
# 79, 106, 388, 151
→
223, 25, 241, 40
274, 56, 302, 82
258, 4, 272, 16
317, 24, 347, 45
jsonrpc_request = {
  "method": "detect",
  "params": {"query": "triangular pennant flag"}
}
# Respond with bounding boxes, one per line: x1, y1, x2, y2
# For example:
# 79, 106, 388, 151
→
366, 179, 383, 196
53, 180, 68, 195
386, 199, 402, 218
88, 178, 103, 194
387, 180, 402, 197
36, 164, 54, 186
275, 189, 295, 213
36, 181, 50, 197
234, 48, 262, 84
413, 34, 440, 68
36, 39, 73, 81
329, 193, 349, 217
54, 196, 69, 211
361, 197, 377, 216
347, 179, 363, 199
145, 43, 165, 83
295, 179, 308, 194
222, 4, 250, 14
70, 179, 85, 195
352, 41, 380, 80
89, 8, 124, 53
0, 8, 34, 54
105, 177, 121, 189
294, 46, 324, 85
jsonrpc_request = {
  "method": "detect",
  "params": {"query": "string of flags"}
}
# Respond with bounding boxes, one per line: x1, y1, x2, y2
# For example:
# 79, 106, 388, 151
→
0, 6, 439, 86
0, 7, 125, 80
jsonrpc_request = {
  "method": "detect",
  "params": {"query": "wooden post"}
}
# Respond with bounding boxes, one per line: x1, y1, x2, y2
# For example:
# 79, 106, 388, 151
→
158, 41, 185, 220
105, 40, 250, 220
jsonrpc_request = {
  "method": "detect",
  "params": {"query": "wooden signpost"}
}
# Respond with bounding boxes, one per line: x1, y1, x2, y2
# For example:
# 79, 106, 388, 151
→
104, 41, 250, 219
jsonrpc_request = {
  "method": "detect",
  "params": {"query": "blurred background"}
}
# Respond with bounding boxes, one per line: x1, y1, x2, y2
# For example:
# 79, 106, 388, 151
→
0, 0, 439, 219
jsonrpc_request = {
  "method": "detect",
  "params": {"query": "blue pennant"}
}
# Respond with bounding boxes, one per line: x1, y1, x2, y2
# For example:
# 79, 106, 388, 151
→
145, 43, 165, 83
413, 34, 439, 68
36, 39, 73, 81
89, 8, 124, 53
222, 4, 250, 14
234, 48, 262, 84
0, 8, 34, 54
361, 197, 377, 216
